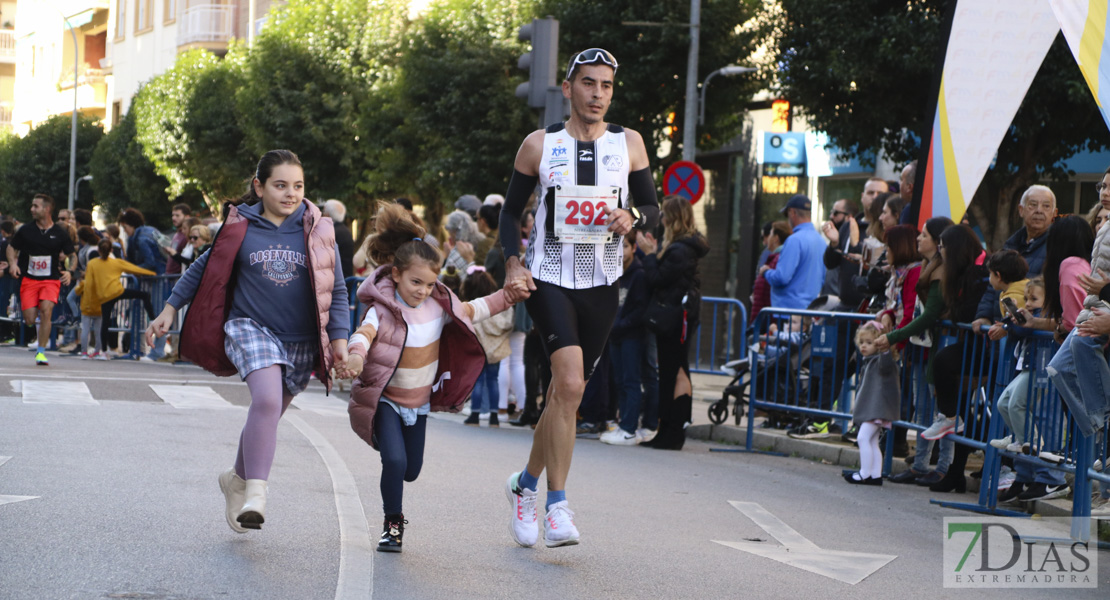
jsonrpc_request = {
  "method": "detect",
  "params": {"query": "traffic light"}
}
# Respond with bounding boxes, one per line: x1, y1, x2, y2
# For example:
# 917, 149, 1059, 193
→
516, 17, 559, 109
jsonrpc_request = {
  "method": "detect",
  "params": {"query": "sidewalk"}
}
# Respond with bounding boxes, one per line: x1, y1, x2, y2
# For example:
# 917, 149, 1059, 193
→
687, 373, 1110, 540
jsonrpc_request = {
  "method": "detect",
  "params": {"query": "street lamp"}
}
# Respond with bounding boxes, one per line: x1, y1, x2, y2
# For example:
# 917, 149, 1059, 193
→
74, 174, 92, 206
43, 2, 80, 212
698, 66, 757, 127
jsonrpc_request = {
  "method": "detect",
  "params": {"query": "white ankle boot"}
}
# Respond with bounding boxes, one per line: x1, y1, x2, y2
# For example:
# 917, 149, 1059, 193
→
218, 468, 248, 534
237, 479, 268, 530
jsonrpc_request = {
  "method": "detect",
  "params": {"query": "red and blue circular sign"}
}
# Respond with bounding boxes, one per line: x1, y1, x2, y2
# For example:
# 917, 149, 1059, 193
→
663, 160, 706, 204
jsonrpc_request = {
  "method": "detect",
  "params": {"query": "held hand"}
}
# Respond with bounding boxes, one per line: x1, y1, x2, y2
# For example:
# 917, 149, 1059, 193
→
330, 340, 349, 379
505, 256, 536, 292
346, 353, 365, 377
145, 306, 176, 348
987, 323, 1008, 341
1078, 270, 1110, 295
504, 277, 531, 304
874, 334, 891, 351
603, 206, 633, 236
970, 318, 992, 335
638, 232, 658, 255
1078, 308, 1110, 337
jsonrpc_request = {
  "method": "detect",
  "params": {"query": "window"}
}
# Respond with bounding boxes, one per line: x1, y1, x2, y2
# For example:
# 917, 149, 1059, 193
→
115, 0, 126, 40
135, 0, 152, 34
163, 0, 175, 24
112, 101, 122, 127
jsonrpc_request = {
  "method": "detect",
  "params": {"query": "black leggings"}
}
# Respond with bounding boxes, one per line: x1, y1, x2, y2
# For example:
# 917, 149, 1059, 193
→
525, 280, 619, 380
100, 289, 155, 352
375, 402, 427, 515
932, 341, 991, 418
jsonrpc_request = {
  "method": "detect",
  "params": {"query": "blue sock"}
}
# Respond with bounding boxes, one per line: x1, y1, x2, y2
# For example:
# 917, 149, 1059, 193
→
518, 467, 538, 492
36, 346, 44, 354
546, 490, 566, 510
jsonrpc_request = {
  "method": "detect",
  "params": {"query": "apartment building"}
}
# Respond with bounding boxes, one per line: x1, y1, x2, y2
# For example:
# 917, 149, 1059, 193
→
8, 0, 274, 135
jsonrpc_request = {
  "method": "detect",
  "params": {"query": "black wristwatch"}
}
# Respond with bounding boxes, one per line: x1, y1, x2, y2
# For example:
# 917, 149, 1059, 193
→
628, 206, 644, 227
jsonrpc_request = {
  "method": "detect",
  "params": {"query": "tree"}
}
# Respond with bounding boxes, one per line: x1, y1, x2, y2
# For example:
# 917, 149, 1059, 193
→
537, 0, 765, 166
237, 0, 407, 202
0, 115, 103, 219
89, 109, 178, 229
770, 0, 1110, 247
359, 0, 536, 223
132, 48, 250, 212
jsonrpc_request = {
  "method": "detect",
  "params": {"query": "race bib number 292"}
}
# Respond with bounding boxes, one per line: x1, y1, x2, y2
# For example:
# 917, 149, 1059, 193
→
553, 185, 620, 244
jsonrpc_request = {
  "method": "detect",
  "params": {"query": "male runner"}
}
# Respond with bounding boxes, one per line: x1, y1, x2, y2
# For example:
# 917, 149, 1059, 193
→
498, 48, 659, 548
6, 194, 75, 365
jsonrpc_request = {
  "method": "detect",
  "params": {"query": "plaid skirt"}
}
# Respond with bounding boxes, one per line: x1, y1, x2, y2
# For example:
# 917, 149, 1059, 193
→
223, 318, 318, 395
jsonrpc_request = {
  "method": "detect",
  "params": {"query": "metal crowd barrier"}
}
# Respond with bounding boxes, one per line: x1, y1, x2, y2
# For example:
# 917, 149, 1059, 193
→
739, 308, 1108, 542
102, 274, 181, 360
346, 276, 366, 333
691, 297, 749, 376
0, 279, 77, 349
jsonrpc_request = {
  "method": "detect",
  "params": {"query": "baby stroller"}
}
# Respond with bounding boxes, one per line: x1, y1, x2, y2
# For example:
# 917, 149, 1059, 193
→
707, 320, 813, 426
707, 295, 841, 426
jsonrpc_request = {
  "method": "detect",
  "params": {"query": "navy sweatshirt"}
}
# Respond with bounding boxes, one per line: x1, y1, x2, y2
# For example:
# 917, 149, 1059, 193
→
167, 202, 350, 343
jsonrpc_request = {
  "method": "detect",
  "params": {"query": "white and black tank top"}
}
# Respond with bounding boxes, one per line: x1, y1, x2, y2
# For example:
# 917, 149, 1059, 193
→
526, 122, 631, 289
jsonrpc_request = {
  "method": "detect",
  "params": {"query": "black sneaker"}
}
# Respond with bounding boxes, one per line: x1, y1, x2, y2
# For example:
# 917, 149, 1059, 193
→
998, 482, 1027, 504
464, 412, 480, 426
488, 412, 500, 428
576, 421, 601, 435
377, 514, 407, 552
827, 422, 843, 435
1017, 482, 1069, 502
841, 424, 859, 443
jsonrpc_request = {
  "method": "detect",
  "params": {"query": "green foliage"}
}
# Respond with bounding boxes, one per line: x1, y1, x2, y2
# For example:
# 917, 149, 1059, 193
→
771, 1, 1110, 246
0, 115, 103, 220
360, 0, 535, 211
131, 48, 250, 210
538, 0, 765, 165
237, 0, 407, 202
89, 109, 178, 229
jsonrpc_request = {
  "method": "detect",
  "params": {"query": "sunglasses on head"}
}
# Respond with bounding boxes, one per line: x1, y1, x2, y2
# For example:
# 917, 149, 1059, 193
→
566, 48, 619, 81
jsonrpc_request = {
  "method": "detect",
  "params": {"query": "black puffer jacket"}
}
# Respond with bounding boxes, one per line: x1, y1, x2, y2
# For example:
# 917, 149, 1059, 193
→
642, 233, 711, 326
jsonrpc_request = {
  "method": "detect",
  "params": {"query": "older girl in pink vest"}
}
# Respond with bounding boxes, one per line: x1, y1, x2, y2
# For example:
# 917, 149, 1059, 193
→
146, 150, 351, 534
345, 204, 527, 552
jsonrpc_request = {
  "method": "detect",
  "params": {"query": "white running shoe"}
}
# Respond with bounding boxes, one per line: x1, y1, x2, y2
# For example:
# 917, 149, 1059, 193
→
1006, 441, 1029, 454
921, 416, 962, 441
637, 428, 657, 443
599, 428, 640, 445
505, 472, 538, 547
543, 500, 580, 548
988, 435, 1013, 450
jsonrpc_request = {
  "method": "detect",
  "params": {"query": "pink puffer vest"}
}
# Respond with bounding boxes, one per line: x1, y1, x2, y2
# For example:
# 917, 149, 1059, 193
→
348, 265, 503, 449
179, 200, 338, 392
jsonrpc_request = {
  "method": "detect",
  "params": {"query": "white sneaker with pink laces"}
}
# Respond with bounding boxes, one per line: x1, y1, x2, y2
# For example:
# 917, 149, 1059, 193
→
505, 472, 538, 547
543, 500, 580, 548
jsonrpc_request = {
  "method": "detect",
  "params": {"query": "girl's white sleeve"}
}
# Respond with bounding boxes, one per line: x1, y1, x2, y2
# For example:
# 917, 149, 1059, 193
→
349, 306, 380, 352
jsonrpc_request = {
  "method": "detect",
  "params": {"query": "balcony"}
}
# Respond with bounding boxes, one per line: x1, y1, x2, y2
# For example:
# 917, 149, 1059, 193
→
0, 30, 14, 63
58, 66, 108, 91
177, 4, 237, 48
0, 104, 11, 131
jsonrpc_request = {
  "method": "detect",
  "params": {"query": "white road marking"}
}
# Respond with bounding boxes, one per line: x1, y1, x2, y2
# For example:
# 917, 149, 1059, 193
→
0, 371, 249, 387
292, 392, 349, 417
0, 456, 38, 507
20, 380, 98, 405
713, 501, 896, 585
286, 415, 373, 600
149, 385, 237, 410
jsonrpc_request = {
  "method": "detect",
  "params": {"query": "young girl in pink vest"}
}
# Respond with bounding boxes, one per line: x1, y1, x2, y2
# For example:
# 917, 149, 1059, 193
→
345, 204, 527, 552
146, 150, 351, 534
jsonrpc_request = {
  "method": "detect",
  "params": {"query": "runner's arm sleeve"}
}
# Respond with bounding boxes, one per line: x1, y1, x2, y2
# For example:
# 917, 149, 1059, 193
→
628, 167, 660, 231
499, 169, 538, 259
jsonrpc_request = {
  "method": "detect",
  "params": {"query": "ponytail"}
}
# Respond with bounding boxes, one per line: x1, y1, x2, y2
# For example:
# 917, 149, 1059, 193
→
367, 203, 441, 271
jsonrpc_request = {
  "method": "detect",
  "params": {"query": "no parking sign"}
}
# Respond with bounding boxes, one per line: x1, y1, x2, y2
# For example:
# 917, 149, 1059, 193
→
663, 161, 706, 204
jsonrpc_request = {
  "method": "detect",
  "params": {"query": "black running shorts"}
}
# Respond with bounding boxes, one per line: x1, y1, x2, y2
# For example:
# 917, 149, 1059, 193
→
525, 280, 619, 380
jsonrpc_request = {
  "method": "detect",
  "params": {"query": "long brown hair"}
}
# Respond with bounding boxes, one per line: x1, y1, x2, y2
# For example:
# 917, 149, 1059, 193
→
915, 216, 954, 299
660, 194, 698, 253
366, 203, 441, 272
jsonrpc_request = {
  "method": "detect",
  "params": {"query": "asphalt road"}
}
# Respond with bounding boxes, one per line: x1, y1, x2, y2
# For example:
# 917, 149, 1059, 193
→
0, 346, 1106, 599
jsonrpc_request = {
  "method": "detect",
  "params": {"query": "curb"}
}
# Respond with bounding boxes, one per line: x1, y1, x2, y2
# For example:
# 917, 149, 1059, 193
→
688, 422, 1109, 540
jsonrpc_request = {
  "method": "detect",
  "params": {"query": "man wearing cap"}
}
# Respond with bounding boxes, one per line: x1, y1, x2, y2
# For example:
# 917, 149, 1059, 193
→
455, 194, 482, 219
761, 195, 827, 309
498, 47, 660, 550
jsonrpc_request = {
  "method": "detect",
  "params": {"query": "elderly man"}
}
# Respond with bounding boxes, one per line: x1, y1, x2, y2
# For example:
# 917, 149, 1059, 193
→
762, 194, 827, 309
970, 184, 1054, 340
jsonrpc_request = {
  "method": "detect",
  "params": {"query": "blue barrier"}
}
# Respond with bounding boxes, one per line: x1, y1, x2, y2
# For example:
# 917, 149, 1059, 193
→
691, 297, 749, 376
739, 308, 1108, 541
